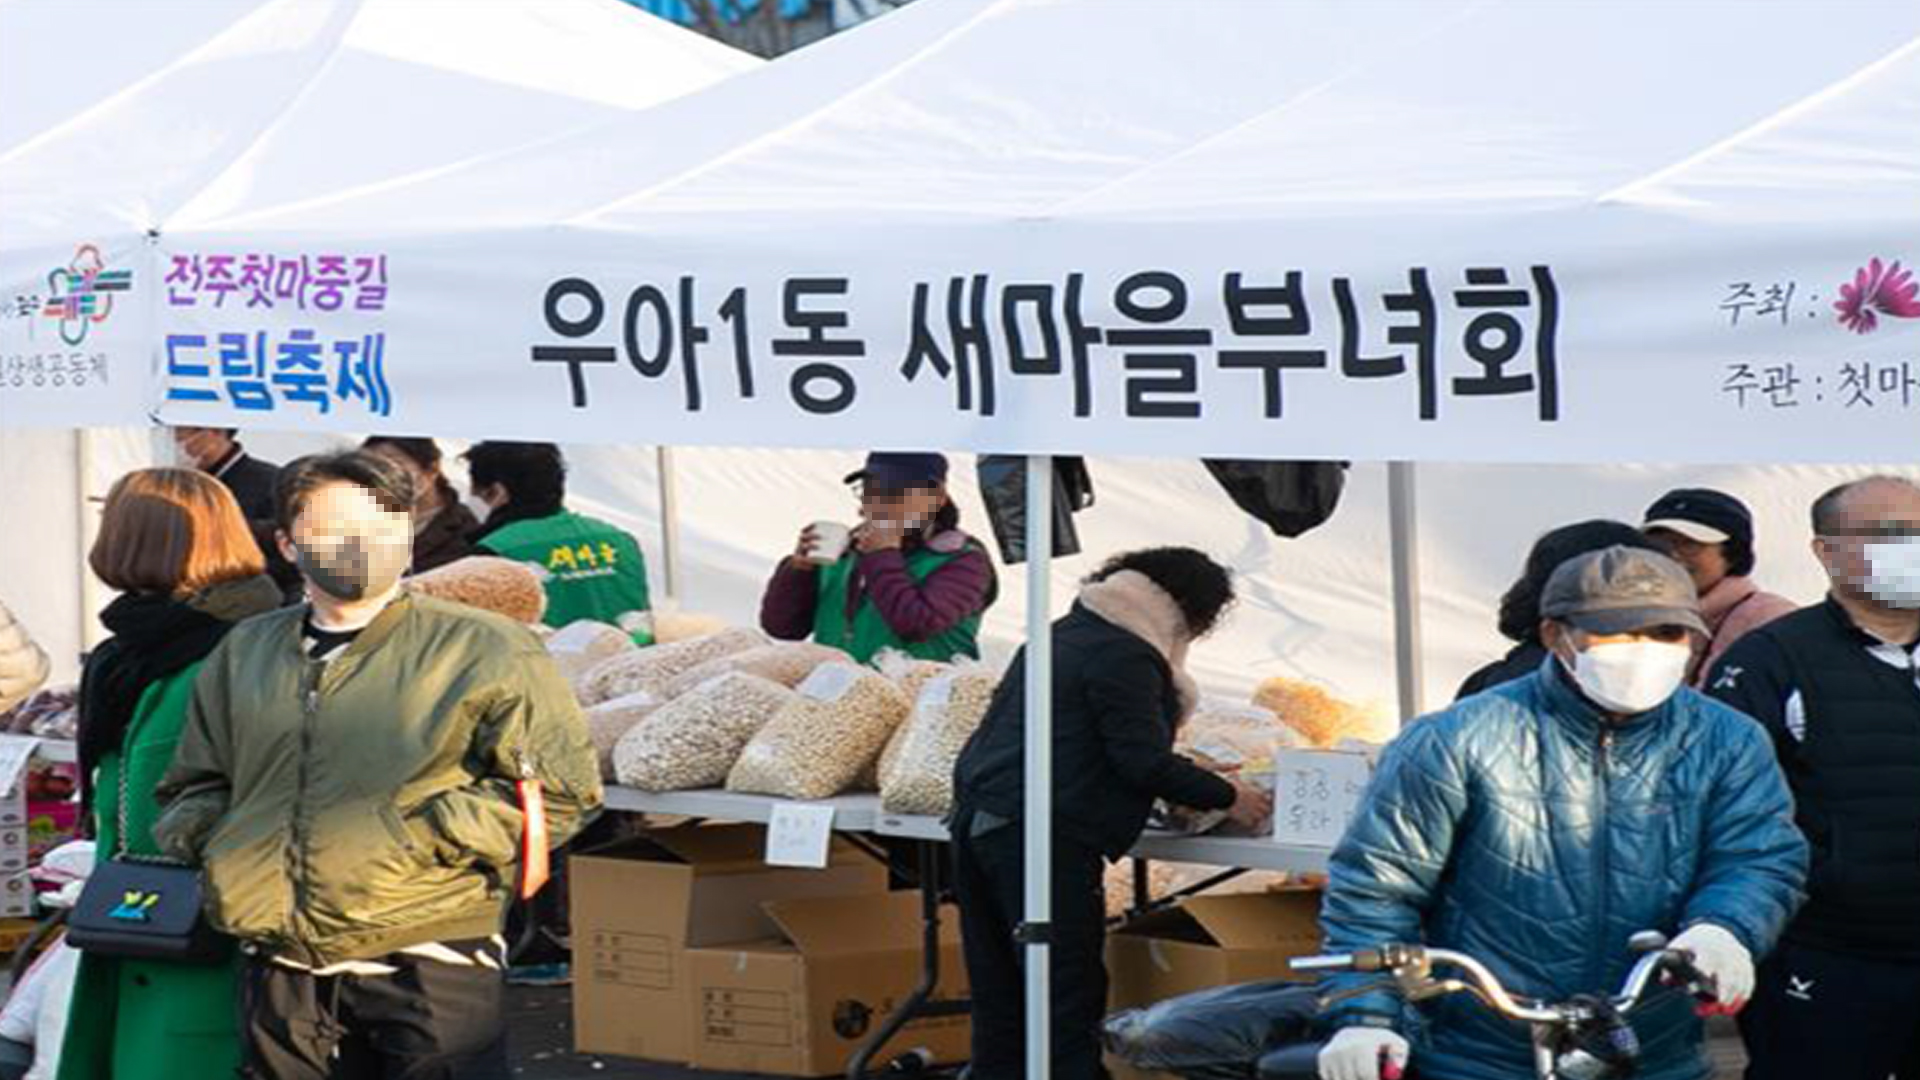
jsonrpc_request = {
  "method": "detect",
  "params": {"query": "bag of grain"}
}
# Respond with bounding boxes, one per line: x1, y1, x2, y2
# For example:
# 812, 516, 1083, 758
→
726, 663, 911, 800
576, 627, 768, 706
615, 674, 798, 792
859, 652, 954, 790
546, 620, 638, 684
659, 642, 849, 699
407, 557, 548, 624
651, 610, 732, 644
879, 664, 998, 816
585, 691, 661, 780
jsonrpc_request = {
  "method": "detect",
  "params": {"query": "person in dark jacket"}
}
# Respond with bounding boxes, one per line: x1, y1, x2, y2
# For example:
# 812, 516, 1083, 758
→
951, 547, 1271, 1080
171, 426, 301, 600
64, 467, 281, 1080
362, 436, 478, 574
1706, 476, 1920, 1080
762, 452, 996, 665
1320, 546, 1806, 1080
1455, 519, 1664, 700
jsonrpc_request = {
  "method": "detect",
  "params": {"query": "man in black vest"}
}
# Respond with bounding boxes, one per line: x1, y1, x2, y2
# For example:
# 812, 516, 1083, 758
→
1708, 475, 1920, 1080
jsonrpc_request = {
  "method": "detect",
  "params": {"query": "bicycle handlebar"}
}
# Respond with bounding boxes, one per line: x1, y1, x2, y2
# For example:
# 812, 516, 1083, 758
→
1290, 936, 1709, 1023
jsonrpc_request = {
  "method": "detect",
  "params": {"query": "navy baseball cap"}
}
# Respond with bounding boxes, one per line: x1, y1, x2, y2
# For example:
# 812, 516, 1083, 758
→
1541, 545, 1709, 637
1644, 488, 1754, 547
844, 452, 949, 492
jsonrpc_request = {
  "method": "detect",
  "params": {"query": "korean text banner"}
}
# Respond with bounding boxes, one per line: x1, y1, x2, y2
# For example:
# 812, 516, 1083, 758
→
151, 213, 1920, 465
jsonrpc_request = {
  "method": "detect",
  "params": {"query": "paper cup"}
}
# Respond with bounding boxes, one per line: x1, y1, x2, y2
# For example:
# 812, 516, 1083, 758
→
807, 521, 852, 565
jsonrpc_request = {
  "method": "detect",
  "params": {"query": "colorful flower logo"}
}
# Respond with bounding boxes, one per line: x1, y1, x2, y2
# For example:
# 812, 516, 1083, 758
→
42, 244, 133, 346
1834, 257, 1920, 334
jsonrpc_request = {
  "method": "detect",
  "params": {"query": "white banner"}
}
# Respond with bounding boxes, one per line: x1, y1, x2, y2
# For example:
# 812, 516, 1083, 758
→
0, 238, 154, 429
149, 210, 1920, 463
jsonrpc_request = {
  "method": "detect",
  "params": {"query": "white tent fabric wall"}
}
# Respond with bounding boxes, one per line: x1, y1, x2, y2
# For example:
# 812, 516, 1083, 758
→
128, 432, 1918, 718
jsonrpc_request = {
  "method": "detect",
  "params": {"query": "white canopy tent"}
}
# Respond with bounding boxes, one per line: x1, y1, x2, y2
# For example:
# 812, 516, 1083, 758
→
129, 0, 1920, 1070
0, 0, 757, 677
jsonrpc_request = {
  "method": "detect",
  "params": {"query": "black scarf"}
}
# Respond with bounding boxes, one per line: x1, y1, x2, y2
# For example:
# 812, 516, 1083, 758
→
76, 575, 281, 819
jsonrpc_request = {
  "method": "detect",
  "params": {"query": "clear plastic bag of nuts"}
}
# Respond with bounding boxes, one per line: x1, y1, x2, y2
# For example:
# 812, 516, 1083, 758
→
879, 663, 999, 816
615, 673, 798, 792
726, 662, 911, 800
576, 627, 767, 706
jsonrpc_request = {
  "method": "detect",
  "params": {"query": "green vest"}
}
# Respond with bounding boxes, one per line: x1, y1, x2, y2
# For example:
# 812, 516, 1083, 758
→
813, 545, 983, 665
60, 662, 244, 1080
480, 511, 651, 628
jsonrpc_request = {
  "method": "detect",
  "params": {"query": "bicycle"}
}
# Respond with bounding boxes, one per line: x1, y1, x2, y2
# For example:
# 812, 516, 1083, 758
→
1252, 930, 1717, 1080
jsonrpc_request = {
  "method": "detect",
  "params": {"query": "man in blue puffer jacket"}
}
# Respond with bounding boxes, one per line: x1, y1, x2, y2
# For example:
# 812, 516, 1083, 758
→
1317, 547, 1808, 1080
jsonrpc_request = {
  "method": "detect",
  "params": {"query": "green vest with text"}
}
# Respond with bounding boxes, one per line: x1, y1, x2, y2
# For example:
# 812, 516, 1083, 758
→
480, 511, 650, 628
812, 545, 982, 665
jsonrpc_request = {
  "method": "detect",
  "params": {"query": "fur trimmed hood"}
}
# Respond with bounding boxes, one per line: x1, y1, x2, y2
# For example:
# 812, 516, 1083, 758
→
1077, 570, 1199, 721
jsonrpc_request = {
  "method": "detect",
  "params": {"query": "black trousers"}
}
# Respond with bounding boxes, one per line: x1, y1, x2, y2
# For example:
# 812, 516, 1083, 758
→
240, 954, 510, 1080
952, 811, 1111, 1080
1742, 940, 1920, 1080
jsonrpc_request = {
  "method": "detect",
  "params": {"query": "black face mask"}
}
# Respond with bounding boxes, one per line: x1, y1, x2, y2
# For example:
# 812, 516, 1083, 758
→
294, 533, 411, 602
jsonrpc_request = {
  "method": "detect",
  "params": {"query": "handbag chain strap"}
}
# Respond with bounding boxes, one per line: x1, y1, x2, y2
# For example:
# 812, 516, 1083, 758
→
114, 747, 187, 868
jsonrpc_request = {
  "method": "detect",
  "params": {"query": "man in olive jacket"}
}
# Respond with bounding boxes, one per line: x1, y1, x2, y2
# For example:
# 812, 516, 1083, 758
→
155, 451, 602, 1080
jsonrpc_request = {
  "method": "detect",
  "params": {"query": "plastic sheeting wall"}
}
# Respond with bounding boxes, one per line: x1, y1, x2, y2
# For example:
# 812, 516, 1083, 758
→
7, 427, 1909, 717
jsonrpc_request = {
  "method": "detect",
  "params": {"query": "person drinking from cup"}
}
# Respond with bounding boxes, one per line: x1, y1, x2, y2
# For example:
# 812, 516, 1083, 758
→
760, 452, 996, 665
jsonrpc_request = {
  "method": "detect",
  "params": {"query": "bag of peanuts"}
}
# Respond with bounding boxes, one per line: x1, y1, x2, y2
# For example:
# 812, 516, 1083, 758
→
875, 650, 952, 703
879, 663, 999, 816
615, 673, 798, 792
650, 610, 732, 644
585, 690, 661, 780
577, 627, 768, 706
659, 642, 850, 699
407, 556, 548, 624
546, 620, 638, 683
726, 662, 911, 800
858, 652, 955, 790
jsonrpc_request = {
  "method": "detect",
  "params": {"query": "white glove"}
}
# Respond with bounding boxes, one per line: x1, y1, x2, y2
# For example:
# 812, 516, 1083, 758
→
1671, 923, 1754, 1010
1319, 1026, 1411, 1080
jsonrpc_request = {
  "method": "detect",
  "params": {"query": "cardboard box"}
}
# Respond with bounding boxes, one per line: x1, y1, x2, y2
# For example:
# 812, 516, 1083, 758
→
571, 824, 887, 1064
689, 890, 972, 1077
1107, 889, 1324, 1010
1106, 890, 1325, 1080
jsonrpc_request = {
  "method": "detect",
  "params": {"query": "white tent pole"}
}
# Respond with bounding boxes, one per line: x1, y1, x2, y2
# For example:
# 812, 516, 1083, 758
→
1387, 460, 1425, 723
1021, 453, 1055, 1080
656, 445, 683, 603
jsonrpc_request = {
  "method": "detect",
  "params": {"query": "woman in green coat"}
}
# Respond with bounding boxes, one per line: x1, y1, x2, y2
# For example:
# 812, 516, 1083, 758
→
60, 468, 281, 1080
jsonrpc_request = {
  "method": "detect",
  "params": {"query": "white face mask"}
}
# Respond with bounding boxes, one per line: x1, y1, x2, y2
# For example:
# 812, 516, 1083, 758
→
1860, 538, 1920, 610
1565, 640, 1692, 715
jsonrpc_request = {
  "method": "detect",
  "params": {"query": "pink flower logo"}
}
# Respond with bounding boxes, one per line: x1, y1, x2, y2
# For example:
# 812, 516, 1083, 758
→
1834, 257, 1920, 334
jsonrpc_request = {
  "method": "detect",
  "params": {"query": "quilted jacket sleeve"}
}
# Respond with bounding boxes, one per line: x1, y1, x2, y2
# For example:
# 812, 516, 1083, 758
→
1679, 703, 1809, 957
1318, 716, 1473, 1030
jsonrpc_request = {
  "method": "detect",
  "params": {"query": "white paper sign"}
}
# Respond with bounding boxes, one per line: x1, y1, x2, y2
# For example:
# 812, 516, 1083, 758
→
765, 802, 837, 869
1271, 749, 1373, 848
0, 736, 42, 799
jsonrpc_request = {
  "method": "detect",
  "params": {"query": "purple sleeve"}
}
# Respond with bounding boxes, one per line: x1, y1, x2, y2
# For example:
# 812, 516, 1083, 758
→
759, 562, 819, 641
858, 548, 993, 642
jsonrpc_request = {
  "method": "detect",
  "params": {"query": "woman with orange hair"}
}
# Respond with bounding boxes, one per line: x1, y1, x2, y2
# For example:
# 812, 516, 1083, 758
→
59, 468, 281, 1080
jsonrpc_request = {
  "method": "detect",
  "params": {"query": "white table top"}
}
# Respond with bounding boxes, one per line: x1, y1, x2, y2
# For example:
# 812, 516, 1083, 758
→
601, 786, 883, 830
605, 786, 1330, 874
